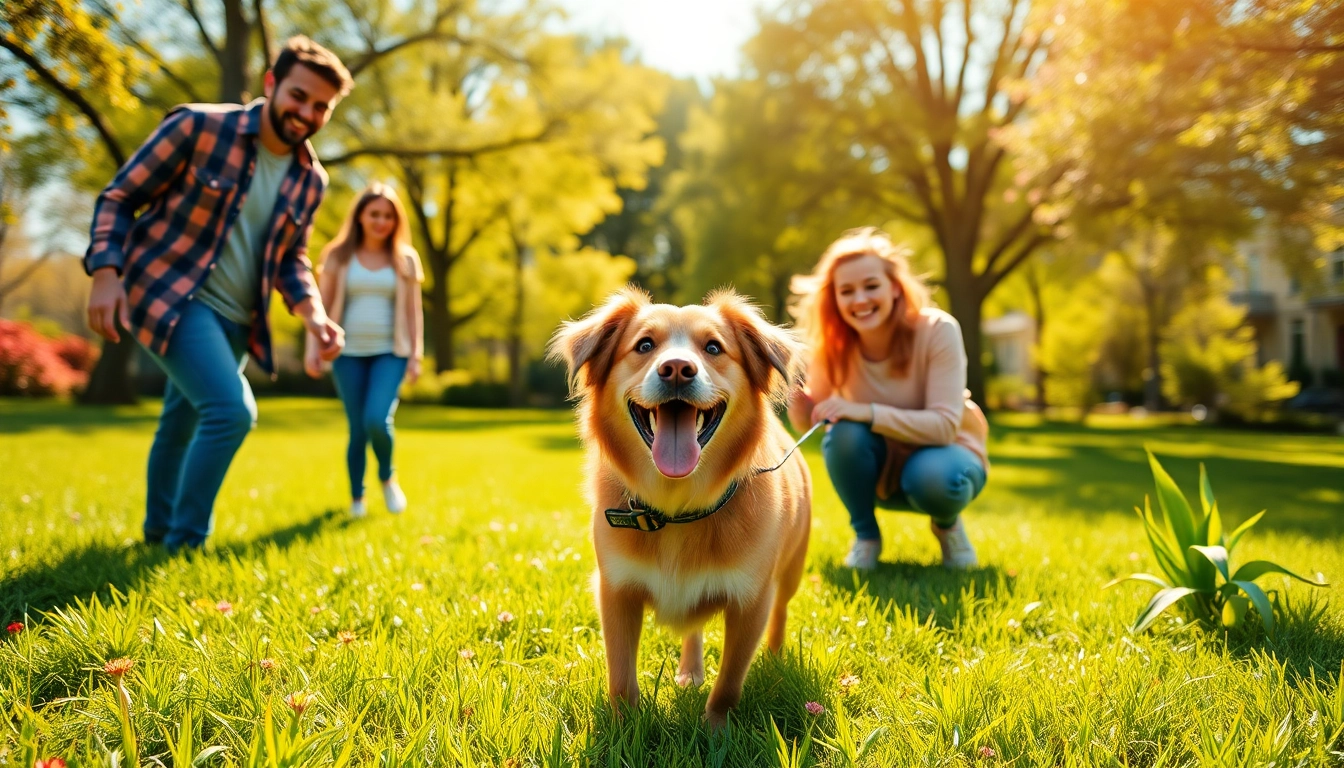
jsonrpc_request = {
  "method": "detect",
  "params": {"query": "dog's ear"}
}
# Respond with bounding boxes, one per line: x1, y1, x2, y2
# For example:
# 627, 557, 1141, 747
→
708, 289, 804, 399
548, 285, 650, 395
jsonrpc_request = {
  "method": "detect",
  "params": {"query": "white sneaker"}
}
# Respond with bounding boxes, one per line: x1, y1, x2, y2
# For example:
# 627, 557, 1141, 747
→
931, 519, 978, 569
843, 539, 882, 570
383, 480, 407, 514
349, 499, 367, 519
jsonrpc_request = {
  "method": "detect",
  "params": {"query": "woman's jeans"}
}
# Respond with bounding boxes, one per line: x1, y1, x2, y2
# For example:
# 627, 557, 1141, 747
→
822, 420, 986, 540
142, 300, 257, 550
330, 353, 407, 499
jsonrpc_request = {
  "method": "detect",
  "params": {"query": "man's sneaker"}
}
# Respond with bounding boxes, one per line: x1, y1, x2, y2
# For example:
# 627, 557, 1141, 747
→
383, 480, 407, 514
349, 499, 367, 519
931, 519, 978, 569
843, 538, 882, 570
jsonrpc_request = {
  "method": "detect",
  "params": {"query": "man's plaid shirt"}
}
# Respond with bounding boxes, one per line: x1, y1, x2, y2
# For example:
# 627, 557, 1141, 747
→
83, 100, 326, 376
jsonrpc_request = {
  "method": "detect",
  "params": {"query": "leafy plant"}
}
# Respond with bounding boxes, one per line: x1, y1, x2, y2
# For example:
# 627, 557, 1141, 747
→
1106, 452, 1328, 634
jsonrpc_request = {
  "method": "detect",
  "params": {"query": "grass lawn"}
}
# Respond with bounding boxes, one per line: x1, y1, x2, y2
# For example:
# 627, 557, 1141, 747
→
3, 398, 1344, 766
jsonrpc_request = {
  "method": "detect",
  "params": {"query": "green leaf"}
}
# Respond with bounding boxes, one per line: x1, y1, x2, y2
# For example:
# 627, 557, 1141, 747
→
1226, 511, 1266, 554
1189, 545, 1230, 583
1103, 573, 1172, 590
1222, 595, 1249, 628
1148, 451, 1197, 553
1206, 501, 1223, 547
1199, 463, 1215, 518
1230, 560, 1328, 587
1133, 586, 1199, 634
1142, 498, 1190, 586
194, 746, 229, 766
1232, 580, 1276, 636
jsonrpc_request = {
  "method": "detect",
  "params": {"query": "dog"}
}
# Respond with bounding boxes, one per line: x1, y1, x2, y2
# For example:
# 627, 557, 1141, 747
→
548, 286, 812, 728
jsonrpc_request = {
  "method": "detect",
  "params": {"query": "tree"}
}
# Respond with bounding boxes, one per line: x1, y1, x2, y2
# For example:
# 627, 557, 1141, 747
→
1160, 270, 1299, 422
337, 24, 665, 372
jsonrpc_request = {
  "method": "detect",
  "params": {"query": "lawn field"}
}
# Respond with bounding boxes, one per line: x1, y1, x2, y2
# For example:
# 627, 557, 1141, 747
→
3, 399, 1344, 766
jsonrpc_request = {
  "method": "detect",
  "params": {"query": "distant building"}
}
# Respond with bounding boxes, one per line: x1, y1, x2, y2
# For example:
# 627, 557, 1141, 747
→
982, 310, 1037, 384
1228, 233, 1344, 388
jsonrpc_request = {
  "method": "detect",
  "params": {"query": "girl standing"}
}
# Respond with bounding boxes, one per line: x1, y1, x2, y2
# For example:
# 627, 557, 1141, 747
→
788, 228, 989, 570
307, 183, 424, 517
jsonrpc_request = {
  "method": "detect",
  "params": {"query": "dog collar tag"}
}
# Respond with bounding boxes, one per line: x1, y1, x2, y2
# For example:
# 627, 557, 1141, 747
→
604, 507, 665, 532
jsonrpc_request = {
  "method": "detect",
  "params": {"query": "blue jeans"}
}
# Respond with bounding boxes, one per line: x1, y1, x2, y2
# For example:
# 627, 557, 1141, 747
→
821, 420, 986, 540
330, 353, 407, 499
142, 300, 257, 550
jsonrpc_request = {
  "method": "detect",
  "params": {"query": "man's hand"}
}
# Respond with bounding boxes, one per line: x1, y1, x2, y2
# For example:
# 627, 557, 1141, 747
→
303, 345, 324, 379
294, 297, 344, 361
87, 267, 131, 342
811, 395, 873, 425
406, 357, 422, 385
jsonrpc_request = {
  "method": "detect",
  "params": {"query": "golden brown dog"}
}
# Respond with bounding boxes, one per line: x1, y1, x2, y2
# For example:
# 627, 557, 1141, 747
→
549, 286, 812, 728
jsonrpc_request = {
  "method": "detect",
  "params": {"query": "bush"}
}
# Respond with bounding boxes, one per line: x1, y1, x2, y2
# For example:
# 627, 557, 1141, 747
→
443, 380, 511, 408
1159, 292, 1298, 422
0, 320, 97, 397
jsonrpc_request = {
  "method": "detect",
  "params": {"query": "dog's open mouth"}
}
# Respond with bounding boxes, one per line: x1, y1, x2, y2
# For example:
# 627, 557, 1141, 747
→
628, 399, 727, 478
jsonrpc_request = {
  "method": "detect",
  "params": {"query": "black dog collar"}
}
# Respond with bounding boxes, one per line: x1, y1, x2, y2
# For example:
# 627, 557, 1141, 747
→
603, 420, 825, 532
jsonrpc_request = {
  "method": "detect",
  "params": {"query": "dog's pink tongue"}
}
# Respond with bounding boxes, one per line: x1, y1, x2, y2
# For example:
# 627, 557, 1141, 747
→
651, 401, 701, 478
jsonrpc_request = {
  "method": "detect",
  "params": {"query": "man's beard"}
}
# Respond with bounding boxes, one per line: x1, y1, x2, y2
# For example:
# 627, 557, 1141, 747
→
268, 101, 314, 147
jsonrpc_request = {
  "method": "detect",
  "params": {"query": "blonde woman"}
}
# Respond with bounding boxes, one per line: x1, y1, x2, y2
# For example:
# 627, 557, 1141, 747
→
788, 228, 989, 570
306, 183, 424, 517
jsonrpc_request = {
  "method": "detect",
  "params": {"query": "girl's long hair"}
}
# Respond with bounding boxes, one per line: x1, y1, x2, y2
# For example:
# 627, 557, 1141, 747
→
319, 182, 420, 280
789, 227, 930, 388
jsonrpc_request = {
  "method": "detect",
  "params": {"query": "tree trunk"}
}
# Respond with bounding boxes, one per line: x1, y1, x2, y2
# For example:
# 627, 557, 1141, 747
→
79, 335, 140, 405
220, 0, 252, 103
507, 241, 526, 407
943, 265, 987, 407
428, 256, 455, 372
1026, 266, 1047, 410
1141, 279, 1163, 412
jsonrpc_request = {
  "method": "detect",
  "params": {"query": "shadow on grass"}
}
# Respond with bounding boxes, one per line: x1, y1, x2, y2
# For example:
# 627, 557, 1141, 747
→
820, 559, 1009, 628
987, 421, 1344, 539
0, 509, 345, 617
582, 648, 827, 767
0, 402, 162, 434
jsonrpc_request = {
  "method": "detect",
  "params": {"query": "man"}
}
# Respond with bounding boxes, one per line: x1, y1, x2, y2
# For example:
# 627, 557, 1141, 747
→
84, 36, 352, 551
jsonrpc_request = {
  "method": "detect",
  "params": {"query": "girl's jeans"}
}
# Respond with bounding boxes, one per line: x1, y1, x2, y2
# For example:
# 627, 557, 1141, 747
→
330, 353, 408, 499
821, 419, 986, 541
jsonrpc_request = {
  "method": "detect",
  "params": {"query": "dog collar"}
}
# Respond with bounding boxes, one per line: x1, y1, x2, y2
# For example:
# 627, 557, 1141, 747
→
602, 420, 826, 533
604, 481, 741, 532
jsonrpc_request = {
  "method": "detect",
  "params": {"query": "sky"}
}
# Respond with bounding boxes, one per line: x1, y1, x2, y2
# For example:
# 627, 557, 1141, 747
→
560, 0, 761, 81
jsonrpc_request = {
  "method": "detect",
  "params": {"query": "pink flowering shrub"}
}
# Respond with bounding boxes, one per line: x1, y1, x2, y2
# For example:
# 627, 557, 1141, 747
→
0, 319, 98, 397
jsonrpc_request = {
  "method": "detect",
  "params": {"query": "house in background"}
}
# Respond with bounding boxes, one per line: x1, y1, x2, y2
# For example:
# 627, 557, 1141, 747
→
1228, 233, 1344, 390
983, 311, 1037, 384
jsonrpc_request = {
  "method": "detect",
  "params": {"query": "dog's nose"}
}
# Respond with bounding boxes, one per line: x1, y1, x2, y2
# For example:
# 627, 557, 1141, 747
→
658, 357, 698, 385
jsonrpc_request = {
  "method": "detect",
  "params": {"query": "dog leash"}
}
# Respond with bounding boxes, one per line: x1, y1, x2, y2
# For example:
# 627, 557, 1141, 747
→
603, 420, 828, 532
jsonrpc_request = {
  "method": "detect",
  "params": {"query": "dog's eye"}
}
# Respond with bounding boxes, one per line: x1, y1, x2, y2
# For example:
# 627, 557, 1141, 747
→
635, 337, 655, 354
705, 340, 723, 356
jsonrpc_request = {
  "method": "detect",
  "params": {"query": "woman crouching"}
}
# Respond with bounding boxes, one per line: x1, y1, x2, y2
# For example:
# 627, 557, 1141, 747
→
788, 228, 990, 570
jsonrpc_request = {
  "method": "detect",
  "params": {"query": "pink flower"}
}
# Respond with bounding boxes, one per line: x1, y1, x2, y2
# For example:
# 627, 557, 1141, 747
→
35, 758, 68, 768
805, 701, 825, 716
6, 622, 22, 634
459, 648, 476, 659
497, 612, 514, 623
978, 745, 996, 758
285, 691, 314, 715
103, 658, 135, 680
216, 601, 233, 616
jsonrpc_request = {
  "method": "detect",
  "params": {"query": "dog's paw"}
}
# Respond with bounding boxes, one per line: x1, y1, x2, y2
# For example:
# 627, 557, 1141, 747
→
703, 709, 729, 731
675, 670, 704, 688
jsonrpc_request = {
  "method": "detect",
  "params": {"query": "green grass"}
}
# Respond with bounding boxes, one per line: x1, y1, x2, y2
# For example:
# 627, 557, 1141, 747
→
2, 399, 1344, 766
